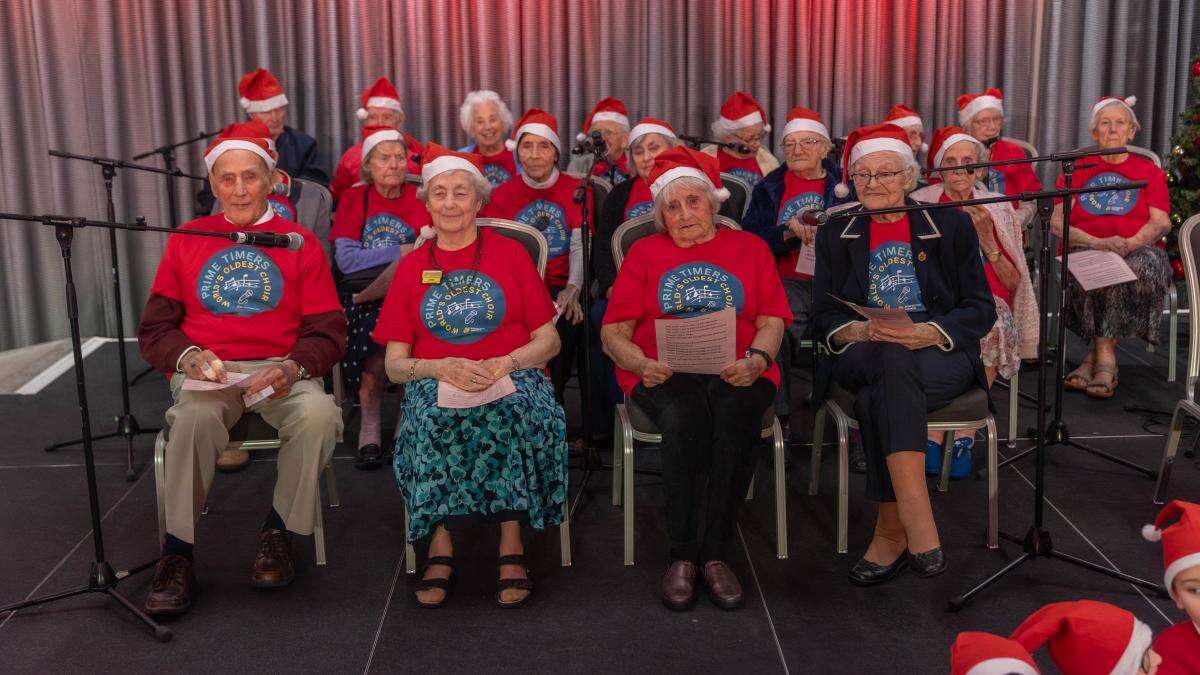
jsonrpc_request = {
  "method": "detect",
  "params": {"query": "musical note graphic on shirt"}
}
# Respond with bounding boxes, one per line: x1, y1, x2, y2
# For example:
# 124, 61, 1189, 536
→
877, 270, 917, 294
683, 285, 723, 303
445, 298, 485, 326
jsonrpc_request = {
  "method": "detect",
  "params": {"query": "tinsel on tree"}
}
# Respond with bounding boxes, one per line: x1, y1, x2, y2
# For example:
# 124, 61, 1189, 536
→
1165, 52, 1200, 276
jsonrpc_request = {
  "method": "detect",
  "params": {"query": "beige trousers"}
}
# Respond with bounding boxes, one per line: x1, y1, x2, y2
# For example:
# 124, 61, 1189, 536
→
163, 360, 342, 544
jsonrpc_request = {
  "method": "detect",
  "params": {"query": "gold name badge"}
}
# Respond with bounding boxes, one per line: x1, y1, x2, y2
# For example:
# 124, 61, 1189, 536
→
421, 270, 443, 284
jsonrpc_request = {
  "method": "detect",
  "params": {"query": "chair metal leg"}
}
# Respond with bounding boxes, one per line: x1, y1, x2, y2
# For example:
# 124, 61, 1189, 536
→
612, 408, 623, 506
836, 415, 850, 555
324, 462, 339, 508
1007, 371, 1019, 450
154, 431, 167, 547
938, 431, 954, 493
772, 418, 788, 559
1168, 286, 1179, 383
986, 417, 999, 549
809, 407, 826, 496
559, 501, 572, 567
313, 480, 327, 566
403, 507, 416, 575
623, 422, 635, 566
1154, 402, 1189, 504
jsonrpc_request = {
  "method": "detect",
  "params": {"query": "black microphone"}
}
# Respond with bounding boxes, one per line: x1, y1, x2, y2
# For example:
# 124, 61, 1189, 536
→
228, 230, 304, 250
796, 207, 828, 226
677, 134, 751, 155
982, 136, 1002, 148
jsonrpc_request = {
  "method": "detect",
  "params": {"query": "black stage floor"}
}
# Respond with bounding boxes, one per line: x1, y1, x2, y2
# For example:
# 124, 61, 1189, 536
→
0, 337, 1197, 672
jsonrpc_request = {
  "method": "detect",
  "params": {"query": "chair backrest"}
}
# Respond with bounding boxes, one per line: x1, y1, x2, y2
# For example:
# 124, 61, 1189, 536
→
1002, 137, 1038, 159
719, 171, 752, 219
1179, 213, 1200, 401
612, 213, 741, 270
1127, 145, 1162, 168
476, 217, 548, 279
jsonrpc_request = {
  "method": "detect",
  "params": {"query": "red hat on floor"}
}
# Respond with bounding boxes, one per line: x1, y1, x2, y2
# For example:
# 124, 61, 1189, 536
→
1143, 499, 1200, 599
950, 632, 1039, 675
506, 108, 561, 153
781, 106, 830, 142
927, 125, 985, 173
577, 96, 630, 142
360, 125, 404, 164
833, 123, 914, 198
356, 76, 404, 120
626, 117, 677, 149
204, 120, 277, 173
647, 146, 729, 202
238, 68, 288, 113
957, 87, 1004, 125
1010, 600, 1153, 675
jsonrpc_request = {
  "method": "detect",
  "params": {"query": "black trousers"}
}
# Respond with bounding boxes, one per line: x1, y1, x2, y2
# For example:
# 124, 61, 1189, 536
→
547, 286, 583, 404
631, 374, 776, 562
831, 342, 976, 502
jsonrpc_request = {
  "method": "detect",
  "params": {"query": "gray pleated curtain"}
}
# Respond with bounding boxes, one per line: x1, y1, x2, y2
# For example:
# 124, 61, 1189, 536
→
0, 0, 1196, 350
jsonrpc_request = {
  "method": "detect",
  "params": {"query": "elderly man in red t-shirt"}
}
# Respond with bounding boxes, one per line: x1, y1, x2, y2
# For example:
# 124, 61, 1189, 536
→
136, 120, 346, 616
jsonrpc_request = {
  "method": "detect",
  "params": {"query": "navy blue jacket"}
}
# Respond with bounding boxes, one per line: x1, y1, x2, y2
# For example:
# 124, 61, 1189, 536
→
196, 126, 328, 215
810, 199, 997, 405
742, 158, 853, 256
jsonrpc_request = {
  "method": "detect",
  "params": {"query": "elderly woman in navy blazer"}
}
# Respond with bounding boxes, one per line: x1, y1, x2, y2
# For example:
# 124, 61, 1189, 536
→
811, 124, 996, 587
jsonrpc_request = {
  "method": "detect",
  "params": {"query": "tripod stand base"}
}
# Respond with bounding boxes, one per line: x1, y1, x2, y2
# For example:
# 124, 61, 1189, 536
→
1, 561, 171, 642
44, 414, 160, 482
999, 435, 1156, 478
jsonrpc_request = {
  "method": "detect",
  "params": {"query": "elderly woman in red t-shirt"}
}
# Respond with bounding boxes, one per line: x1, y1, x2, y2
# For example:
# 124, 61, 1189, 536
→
373, 143, 566, 609
1055, 97, 1172, 399
602, 147, 791, 612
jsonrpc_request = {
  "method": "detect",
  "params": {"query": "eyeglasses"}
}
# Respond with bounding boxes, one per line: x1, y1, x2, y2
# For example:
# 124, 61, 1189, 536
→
849, 170, 905, 186
973, 113, 1004, 127
732, 131, 766, 145
782, 138, 825, 153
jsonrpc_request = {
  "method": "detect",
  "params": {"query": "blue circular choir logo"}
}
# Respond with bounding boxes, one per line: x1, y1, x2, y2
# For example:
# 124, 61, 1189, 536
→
361, 212, 416, 249
516, 199, 569, 257
626, 200, 653, 219
267, 195, 296, 221
867, 242, 924, 311
196, 245, 284, 316
776, 192, 826, 228
483, 163, 512, 187
1079, 172, 1137, 216
658, 262, 745, 317
725, 167, 761, 189
987, 168, 1006, 196
420, 270, 507, 344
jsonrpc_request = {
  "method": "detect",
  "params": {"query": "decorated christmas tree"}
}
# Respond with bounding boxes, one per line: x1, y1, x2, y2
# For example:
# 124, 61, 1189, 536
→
1165, 52, 1200, 279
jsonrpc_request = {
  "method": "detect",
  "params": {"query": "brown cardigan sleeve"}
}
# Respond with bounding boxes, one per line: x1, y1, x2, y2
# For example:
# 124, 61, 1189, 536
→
136, 293, 196, 374
287, 309, 347, 378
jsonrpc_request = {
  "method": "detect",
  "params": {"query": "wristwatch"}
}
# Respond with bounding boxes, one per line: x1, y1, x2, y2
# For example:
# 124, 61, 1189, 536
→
744, 348, 773, 368
984, 249, 1001, 262
286, 359, 310, 380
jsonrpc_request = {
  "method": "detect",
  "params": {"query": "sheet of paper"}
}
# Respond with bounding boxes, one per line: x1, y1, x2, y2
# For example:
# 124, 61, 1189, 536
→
654, 307, 737, 374
1056, 249, 1137, 291
181, 371, 252, 391
831, 295, 914, 330
242, 384, 274, 407
794, 243, 817, 276
437, 374, 517, 409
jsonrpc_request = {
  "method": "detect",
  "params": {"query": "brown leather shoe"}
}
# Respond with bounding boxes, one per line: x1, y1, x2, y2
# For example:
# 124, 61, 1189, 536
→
251, 529, 295, 588
702, 560, 744, 610
145, 554, 196, 616
661, 560, 698, 611
216, 448, 250, 472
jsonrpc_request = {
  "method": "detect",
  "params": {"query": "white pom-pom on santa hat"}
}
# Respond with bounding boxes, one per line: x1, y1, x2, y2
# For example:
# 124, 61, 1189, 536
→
1142, 524, 1163, 542
420, 225, 436, 239
356, 108, 369, 121
504, 138, 517, 151
920, 141, 929, 154
834, 182, 850, 199
1124, 96, 1137, 107
576, 132, 587, 143
714, 186, 730, 201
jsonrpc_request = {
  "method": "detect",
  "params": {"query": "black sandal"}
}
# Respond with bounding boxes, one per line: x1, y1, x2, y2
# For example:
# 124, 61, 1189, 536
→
496, 554, 533, 609
354, 443, 383, 470
414, 555, 456, 608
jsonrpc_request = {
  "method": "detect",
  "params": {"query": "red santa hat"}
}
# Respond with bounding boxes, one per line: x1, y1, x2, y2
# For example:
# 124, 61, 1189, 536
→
1143, 499, 1200, 599
781, 106, 830, 142
626, 117, 677, 149
927, 125, 986, 173
1090, 95, 1139, 130
647, 146, 730, 202
417, 143, 486, 241
360, 125, 405, 164
950, 632, 1039, 675
506, 108, 561, 153
355, 76, 404, 121
238, 68, 288, 113
885, 103, 928, 153
577, 96, 630, 143
203, 120, 277, 173
833, 123, 915, 198
1010, 600, 1153, 675
715, 91, 771, 133
957, 87, 1005, 125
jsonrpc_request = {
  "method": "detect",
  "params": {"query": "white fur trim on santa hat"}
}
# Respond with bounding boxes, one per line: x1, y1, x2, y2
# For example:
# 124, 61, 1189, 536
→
241, 93, 289, 113
958, 95, 1003, 125
204, 139, 277, 173
1090, 97, 1139, 130
721, 110, 769, 131
889, 115, 923, 130
1163, 552, 1200, 599
849, 137, 915, 167
590, 111, 630, 129
361, 129, 404, 164
649, 166, 729, 201
627, 123, 677, 148
420, 155, 483, 184
356, 96, 404, 121
781, 118, 830, 141
506, 122, 560, 153
933, 133, 984, 170
920, 141, 929, 154
964, 657, 1039, 675
1110, 618, 1153, 675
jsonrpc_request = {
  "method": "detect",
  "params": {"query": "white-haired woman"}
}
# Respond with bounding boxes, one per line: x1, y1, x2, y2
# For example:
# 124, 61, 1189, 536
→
373, 143, 567, 609
1055, 96, 1171, 399
912, 126, 1037, 479
330, 126, 430, 469
458, 89, 518, 186
812, 124, 995, 586
601, 147, 791, 612
702, 91, 780, 189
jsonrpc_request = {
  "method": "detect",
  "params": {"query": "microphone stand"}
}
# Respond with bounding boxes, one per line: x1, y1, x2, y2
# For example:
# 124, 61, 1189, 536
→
0, 211, 172, 642
131, 128, 220, 229
678, 134, 752, 155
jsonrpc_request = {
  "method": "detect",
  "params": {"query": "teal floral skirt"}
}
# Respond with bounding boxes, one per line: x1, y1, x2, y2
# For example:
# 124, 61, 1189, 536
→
394, 368, 568, 542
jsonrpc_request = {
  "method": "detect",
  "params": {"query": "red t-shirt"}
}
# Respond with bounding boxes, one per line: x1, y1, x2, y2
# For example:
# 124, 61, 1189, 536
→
718, 149, 764, 189
624, 177, 654, 220
775, 172, 828, 281
371, 228, 556, 360
149, 212, 341, 361
602, 227, 793, 396
939, 193, 1015, 305
328, 183, 429, 246
484, 174, 582, 289
986, 139, 1043, 207
1054, 153, 1169, 240
331, 133, 423, 202
867, 216, 926, 311
1152, 621, 1200, 675
480, 148, 517, 187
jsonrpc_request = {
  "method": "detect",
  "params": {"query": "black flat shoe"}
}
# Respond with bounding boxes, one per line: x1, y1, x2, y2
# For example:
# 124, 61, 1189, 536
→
850, 447, 868, 475
848, 551, 909, 586
415, 556, 456, 608
354, 443, 384, 470
496, 554, 533, 609
909, 547, 947, 578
